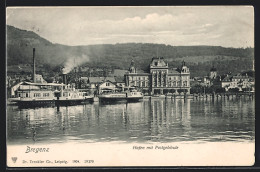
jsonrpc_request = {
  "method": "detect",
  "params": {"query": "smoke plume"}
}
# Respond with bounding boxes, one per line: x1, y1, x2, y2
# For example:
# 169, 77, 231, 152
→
62, 54, 89, 74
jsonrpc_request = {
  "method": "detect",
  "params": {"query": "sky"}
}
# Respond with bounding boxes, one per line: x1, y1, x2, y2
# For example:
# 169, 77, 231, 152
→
6, 6, 254, 48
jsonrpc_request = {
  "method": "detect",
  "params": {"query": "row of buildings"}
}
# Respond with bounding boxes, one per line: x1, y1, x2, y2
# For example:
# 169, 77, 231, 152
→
196, 66, 255, 92
75, 57, 191, 95
80, 57, 254, 94
8, 56, 255, 97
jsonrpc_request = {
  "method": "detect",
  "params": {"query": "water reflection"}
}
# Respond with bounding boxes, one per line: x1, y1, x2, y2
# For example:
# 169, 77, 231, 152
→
7, 98, 255, 144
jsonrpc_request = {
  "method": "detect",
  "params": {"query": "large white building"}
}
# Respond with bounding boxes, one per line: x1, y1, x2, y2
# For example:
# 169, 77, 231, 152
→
125, 57, 190, 95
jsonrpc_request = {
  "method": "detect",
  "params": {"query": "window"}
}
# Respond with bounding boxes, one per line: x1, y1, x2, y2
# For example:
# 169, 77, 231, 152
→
34, 93, 40, 97
142, 81, 145, 87
106, 82, 110, 86
43, 93, 50, 97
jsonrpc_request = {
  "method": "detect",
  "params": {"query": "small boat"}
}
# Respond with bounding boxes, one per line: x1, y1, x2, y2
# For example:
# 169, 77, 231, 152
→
98, 92, 127, 103
126, 89, 143, 102
55, 86, 93, 106
98, 89, 143, 103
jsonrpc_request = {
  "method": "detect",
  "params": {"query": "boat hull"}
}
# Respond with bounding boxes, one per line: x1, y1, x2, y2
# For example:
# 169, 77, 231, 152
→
55, 98, 93, 106
16, 100, 56, 108
99, 96, 143, 103
126, 97, 143, 102
99, 97, 127, 104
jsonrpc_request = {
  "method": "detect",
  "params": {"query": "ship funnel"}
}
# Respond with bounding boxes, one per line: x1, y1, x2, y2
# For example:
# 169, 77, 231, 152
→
32, 48, 36, 83
62, 74, 67, 85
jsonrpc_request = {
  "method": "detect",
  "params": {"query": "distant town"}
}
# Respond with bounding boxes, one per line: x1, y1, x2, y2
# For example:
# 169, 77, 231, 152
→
7, 51, 255, 98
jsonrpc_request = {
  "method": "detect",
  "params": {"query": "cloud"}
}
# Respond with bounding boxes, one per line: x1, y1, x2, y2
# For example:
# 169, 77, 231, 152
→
6, 7, 254, 48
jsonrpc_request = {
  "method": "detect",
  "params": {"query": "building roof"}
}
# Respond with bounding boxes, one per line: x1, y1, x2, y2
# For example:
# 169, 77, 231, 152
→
136, 69, 145, 73
114, 76, 125, 83
80, 77, 88, 80
109, 69, 128, 77
126, 73, 150, 76
168, 68, 181, 75
150, 57, 168, 68
22, 81, 63, 86
88, 77, 116, 83
222, 76, 232, 82
98, 80, 116, 86
232, 75, 249, 79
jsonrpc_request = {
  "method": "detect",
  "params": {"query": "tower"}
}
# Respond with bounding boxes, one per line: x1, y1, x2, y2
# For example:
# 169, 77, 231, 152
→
209, 66, 217, 79
180, 60, 189, 74
129, 59, 136, 73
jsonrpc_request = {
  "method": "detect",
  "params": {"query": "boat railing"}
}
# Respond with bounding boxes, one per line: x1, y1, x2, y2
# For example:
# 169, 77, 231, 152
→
100, 91, 126, 95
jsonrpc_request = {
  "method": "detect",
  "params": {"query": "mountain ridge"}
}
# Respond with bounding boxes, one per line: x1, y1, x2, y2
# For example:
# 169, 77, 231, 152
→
6, 25, 254, 77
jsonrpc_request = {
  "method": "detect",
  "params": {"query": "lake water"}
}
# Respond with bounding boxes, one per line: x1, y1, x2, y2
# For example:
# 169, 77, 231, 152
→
7, 97, 255, 145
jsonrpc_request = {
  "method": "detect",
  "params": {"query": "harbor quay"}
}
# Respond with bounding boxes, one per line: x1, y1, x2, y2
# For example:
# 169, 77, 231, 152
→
143, 92, 254, 100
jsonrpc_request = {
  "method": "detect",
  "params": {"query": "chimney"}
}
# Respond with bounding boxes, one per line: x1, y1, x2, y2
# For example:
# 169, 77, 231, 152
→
63, 74, 67, 85
32, 48, 36, 83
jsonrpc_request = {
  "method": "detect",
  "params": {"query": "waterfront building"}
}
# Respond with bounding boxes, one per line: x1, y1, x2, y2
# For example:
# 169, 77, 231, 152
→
124, 57, 190, 95
114, 76, 125, 88
85, 76, 126, 94
203, 66, 218, 87
87, 77, 116, 89
98, 81, 116, 94
209, 66, 217, 80
203, 76, 211, 87
79, 77, 89, 89
221, 73, 255, 91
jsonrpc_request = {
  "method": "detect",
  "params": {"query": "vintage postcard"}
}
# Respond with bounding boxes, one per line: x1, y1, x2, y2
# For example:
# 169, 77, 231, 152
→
6, 6, 255, 167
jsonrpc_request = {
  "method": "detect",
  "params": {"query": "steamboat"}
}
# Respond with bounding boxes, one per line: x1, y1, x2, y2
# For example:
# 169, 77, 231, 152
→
98, 89, 143, 103
55, 84, 93, 106
9, 82, 93, 107
9, 82, 61, 108
8, 48, 93, 107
